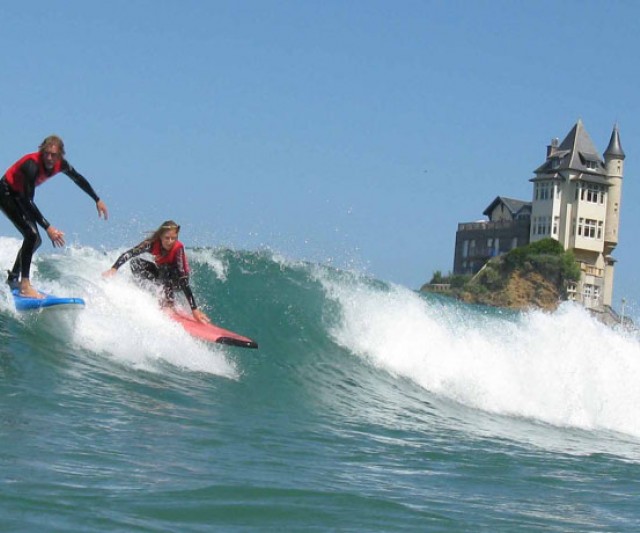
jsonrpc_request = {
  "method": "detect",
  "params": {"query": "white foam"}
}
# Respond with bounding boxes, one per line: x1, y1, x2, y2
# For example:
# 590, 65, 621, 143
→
0, 240, 237, 378
323, 274, 640, 440
188, 248, 228, 281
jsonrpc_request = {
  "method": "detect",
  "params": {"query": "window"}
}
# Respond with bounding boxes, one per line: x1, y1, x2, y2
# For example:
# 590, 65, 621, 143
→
534, 216, 551, 236
577, 182, 604, 204
583, 284, 601, 305
553, 216, 559, 236
577, 218, 601, 239
535, 182, 551, 201
533, 216, 548, 236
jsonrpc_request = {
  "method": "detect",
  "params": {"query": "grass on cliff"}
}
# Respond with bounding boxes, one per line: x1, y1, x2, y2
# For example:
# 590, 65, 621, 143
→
427, 238, 581, 298
465, 238, 581, 296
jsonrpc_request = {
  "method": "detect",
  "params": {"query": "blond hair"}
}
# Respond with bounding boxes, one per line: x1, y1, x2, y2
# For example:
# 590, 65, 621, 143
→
146, 220, 181, 244
38, 135, 66, 157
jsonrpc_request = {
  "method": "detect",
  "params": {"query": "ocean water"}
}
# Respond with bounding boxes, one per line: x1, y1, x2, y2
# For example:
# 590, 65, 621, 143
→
1, 236, 640, 532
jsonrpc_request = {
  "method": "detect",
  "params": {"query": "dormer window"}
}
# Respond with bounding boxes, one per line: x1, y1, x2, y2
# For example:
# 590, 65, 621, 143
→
579, 152, 600, 171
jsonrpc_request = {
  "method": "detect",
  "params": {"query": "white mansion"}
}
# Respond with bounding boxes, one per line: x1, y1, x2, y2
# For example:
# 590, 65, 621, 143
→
454, 120, 625, 312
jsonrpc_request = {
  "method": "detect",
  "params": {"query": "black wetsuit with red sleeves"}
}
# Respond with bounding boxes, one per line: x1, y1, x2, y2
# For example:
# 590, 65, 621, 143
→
0, 151, 101, 281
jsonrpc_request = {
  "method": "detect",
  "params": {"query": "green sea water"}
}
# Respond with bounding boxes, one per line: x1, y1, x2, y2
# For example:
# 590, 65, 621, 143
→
1, 239, 640, 532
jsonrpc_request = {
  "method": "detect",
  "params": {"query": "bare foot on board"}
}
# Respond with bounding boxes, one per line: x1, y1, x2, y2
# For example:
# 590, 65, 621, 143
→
19, 282, 44, 299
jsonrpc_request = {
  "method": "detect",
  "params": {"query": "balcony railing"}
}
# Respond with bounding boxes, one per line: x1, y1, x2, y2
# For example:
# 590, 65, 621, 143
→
457, 219, 530, 232
582, 264, 603, 277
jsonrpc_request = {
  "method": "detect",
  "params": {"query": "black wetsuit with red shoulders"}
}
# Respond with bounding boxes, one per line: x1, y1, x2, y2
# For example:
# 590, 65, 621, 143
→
110, 239, 199, 310
0, 151, 101, 282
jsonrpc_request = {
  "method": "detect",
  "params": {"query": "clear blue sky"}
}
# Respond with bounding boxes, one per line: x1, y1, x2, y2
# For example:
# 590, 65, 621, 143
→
2, 1, 639, 310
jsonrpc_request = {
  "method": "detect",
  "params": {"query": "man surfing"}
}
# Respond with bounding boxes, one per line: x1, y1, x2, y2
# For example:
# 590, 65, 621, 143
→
0, 135, 108, 298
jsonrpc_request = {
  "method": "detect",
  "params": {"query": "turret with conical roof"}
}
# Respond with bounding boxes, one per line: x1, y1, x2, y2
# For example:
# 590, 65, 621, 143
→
604, 123, 624, 247
604, 124, 625, 160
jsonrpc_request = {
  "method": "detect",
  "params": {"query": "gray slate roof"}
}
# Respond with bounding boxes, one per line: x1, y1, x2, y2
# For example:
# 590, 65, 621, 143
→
483, 196, 532, 217
534, 119, 607, 176
604, 124, 625, 159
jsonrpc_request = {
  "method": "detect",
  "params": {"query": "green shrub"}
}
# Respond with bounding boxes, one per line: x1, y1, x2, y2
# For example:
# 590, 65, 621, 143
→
503, 238, 571, 274
478, 265, 504, 289
503, 247, 527, 269
429, 270, 445, 284
527, 238, 564, 255
431, 238, 581, 304
450, 274, 471, 288
465, 237, 580, 295
531, 254, 562, 278
561, 250, 581, 282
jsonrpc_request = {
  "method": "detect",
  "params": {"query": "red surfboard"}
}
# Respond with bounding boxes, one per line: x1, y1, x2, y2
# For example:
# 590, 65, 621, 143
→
167, 309, 258, 349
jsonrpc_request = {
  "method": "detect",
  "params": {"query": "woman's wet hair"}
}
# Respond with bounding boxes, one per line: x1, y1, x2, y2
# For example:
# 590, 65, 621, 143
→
160, 220, 180, 231
147, 220, 180, 243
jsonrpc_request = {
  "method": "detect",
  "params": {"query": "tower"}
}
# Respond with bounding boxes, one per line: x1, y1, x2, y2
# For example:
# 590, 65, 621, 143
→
602, 124, 625, 307
603, 124, 625, 244
530, 120, 624, 311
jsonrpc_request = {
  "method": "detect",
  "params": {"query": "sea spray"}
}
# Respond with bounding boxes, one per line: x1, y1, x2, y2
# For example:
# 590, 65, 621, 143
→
320, 270, 640, 439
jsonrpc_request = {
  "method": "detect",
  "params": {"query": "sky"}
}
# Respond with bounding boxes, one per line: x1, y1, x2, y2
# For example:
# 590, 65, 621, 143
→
1, 0, 640, 312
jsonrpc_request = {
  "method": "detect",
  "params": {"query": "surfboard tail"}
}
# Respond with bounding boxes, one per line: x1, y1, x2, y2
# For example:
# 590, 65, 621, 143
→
217, 337, 259, 349
11, 289, 86, 312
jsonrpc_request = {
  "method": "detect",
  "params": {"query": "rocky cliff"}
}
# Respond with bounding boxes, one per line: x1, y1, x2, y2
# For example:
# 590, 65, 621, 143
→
457, 266, 563, 311
425, 238, 581, 312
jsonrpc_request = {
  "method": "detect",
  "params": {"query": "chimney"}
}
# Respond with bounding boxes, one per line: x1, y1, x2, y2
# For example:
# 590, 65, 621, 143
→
546, 137, 559, 158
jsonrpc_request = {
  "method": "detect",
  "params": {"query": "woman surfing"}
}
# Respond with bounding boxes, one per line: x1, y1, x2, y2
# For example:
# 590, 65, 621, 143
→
103, 220, 210, 324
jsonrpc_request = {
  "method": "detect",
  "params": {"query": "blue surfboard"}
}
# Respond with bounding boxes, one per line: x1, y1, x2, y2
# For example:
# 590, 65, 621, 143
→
11, 289, 85, 312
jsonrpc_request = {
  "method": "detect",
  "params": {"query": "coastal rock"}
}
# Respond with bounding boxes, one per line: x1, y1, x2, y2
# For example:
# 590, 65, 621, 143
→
457, 268, 561, 311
